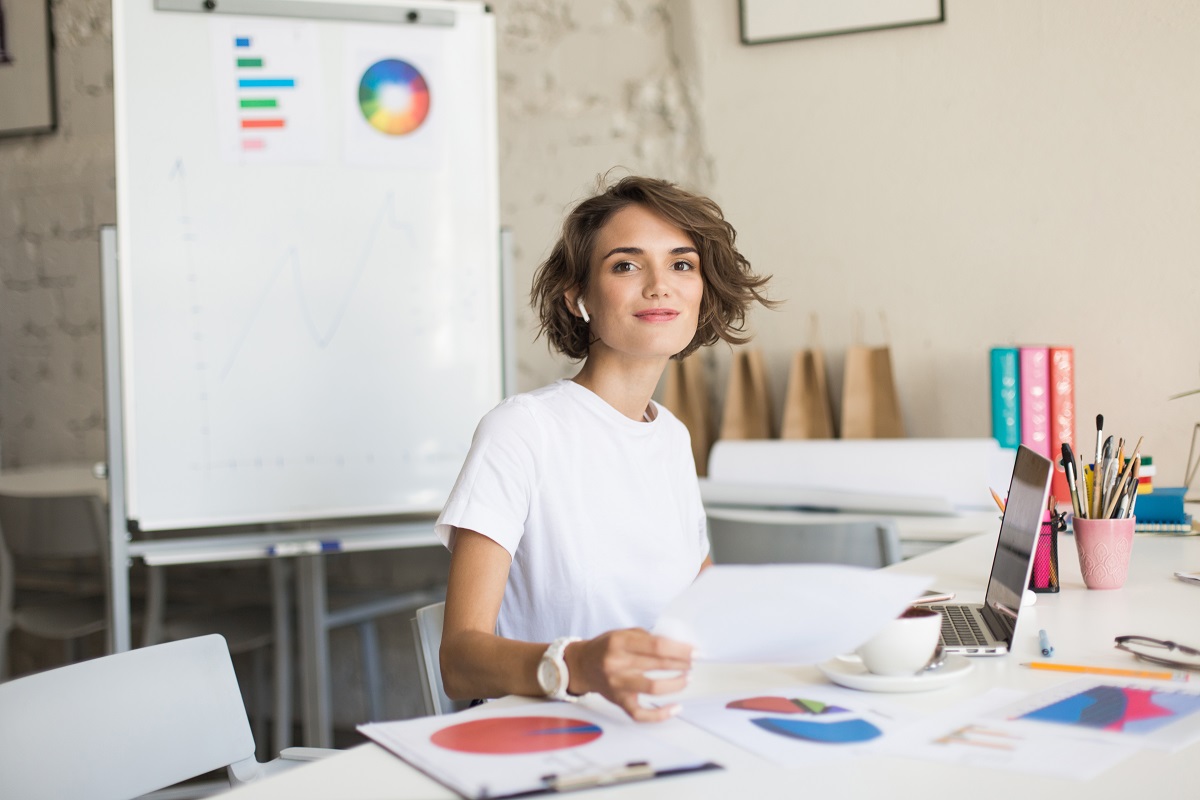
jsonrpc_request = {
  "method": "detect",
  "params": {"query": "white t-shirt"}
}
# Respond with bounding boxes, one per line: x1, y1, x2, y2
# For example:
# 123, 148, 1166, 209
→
435, 379, 709, 643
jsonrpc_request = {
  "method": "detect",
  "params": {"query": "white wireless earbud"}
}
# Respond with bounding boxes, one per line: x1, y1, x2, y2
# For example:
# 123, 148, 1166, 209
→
576, 298, 590, 323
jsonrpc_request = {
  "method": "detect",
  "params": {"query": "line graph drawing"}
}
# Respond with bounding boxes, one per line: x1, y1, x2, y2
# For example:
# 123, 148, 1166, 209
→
218, 191, 417, 380
169, 159, 214, 469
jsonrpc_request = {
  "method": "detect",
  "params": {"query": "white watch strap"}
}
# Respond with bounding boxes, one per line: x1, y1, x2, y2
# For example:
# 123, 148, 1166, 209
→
544, 636, 582, 701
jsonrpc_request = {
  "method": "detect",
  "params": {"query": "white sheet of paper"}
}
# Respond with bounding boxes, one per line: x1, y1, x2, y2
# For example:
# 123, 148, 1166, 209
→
885, 689, 1139, 780
653, 564, 931, 663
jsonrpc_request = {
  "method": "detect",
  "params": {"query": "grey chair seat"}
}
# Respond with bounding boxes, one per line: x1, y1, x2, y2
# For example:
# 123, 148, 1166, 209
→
12, 596, 109, 639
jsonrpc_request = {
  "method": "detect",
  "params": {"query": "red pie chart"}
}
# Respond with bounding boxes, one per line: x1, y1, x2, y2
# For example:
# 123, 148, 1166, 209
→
430, 716, 603, 754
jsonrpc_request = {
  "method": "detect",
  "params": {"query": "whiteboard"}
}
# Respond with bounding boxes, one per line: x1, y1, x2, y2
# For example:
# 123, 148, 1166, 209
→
112, 0, 501, 530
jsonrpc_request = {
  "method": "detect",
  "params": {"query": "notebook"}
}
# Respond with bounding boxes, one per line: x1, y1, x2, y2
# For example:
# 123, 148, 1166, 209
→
935, 444, 1053, 656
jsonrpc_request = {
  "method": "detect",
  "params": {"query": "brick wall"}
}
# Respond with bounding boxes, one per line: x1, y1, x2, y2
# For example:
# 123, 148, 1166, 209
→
0, 0, 113, 468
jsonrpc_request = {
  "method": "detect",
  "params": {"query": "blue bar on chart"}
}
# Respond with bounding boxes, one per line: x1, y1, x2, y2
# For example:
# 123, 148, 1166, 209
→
239, 78, 296, 88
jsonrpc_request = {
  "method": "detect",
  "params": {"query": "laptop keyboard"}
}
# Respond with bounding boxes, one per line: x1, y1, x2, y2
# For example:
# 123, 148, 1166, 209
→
940, 605, 989, 647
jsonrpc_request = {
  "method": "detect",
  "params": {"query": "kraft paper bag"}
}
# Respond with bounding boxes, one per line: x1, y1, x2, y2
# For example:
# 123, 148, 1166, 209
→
662, 356, 714, 476
780, 349, 836, 439
719, 348, 773, 441
840, 344, 905, 439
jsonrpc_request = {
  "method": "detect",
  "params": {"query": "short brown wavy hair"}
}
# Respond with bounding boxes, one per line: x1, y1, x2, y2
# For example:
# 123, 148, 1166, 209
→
531, 175, 773, 361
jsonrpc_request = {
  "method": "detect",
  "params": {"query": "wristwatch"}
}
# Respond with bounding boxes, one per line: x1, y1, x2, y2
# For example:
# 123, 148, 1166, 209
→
537, 636, 582, 701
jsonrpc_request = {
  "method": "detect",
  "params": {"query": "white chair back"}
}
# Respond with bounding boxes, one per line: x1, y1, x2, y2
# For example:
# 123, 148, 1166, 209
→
411, 601, 467, 716
0, 634, 259, 800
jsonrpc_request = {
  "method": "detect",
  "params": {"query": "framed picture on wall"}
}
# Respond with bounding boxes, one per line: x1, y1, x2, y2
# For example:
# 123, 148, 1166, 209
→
739, 0, 945, 45
0, 0, 57, 136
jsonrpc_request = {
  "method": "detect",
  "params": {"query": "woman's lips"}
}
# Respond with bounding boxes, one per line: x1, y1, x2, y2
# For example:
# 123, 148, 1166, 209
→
634, 308, 679, 322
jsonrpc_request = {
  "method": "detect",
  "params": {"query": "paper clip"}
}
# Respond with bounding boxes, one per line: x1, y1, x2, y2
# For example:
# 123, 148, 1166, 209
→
541, 762, 655, 792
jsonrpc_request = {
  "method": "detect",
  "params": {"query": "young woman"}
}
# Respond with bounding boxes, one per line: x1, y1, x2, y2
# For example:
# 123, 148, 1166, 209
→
435, 175, 772, 721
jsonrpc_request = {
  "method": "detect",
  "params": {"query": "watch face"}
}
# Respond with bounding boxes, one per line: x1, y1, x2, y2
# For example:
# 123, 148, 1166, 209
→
537, 657, 559, 694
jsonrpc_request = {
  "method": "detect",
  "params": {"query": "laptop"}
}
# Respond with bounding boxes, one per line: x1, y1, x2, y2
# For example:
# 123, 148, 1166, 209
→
934, 444, 1053, 656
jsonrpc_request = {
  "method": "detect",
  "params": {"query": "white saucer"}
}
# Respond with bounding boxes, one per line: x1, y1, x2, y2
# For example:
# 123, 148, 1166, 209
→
817, 654, 973, 693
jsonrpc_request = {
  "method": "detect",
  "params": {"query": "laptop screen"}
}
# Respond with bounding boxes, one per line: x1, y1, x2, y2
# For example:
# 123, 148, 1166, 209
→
982, 445, 1053, 631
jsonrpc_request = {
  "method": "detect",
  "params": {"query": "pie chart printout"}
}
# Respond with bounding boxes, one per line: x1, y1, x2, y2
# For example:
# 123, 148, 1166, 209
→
429, 716, 604, 755
751, 717, 883, 744
727, 695, 883, 744
727, 696, 849, 715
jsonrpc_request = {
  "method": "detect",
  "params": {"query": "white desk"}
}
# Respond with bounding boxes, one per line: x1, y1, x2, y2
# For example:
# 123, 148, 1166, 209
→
0, 463, 108, 500
222, 531, 1200, 799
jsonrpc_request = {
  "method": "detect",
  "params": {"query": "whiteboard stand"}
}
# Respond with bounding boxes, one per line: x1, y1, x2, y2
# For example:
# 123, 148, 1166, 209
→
103, 222, 499, 744
500, 226, 516, 398
100, 224, 134, 653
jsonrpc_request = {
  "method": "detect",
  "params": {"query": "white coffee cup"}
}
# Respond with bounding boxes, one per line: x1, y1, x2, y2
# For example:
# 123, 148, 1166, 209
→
855, 607, 942, 676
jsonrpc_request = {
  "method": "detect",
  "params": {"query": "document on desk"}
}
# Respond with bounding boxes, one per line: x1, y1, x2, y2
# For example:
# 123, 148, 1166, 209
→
887, 689, 1140, 780
995, 678, 1200, 753
653, 564, 931, 663
359, 702, 719, 799
680, 684, 920, 768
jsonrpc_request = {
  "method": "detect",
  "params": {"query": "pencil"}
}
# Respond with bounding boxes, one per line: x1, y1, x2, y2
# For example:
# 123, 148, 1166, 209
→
990, 488, 1006, 513
1104, 435, 1144, 519
1021, 661, 1190, 682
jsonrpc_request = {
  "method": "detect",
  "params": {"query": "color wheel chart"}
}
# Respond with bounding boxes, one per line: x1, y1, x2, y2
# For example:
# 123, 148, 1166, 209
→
233, 35, 295, 151
1016, 684, 1200, 735
358, 58, 430, 135
430, 716, 603, 755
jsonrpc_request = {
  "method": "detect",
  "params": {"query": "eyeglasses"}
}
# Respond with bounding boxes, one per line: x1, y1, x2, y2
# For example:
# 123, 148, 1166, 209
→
1114, 635, 1200, 671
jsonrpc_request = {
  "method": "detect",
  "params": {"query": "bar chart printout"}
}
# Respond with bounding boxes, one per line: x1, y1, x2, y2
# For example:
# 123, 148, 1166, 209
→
209, 18, 324, 163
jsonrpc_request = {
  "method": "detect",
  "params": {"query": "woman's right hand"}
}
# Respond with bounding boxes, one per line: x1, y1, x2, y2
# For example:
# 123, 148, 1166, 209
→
566, 628, 693, 722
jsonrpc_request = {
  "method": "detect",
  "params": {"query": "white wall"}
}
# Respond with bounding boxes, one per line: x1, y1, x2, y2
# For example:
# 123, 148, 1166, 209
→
673, 0, 1200, 485
3, 0, 1199, 489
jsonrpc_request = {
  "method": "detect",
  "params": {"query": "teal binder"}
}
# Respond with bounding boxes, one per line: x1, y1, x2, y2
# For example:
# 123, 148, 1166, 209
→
990, 347, 1020, 449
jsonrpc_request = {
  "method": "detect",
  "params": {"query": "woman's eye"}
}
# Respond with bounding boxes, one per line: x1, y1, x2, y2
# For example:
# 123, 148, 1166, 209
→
612, 261, 636, 273
673, 260, 696, 271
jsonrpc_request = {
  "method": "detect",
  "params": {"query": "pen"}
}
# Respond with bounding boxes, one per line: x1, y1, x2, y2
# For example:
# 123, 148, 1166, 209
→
1021, 661, 1190, 682
1092, 414, 1104, 518
1106, 435, 1144, 519
1038, 629, 1054, 657
266, 540, 342, 557
1100, 436, 1117, 516
1061, 443, 1082, 519
1076, 454, 1090, 519
1125, 459, 1141, 518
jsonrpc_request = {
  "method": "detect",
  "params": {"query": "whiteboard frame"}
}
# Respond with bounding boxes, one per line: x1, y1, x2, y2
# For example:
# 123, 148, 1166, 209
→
113, 0, 502, 531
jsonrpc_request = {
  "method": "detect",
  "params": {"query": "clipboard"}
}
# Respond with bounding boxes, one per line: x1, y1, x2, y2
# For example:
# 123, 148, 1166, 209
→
359, 703, 720, 799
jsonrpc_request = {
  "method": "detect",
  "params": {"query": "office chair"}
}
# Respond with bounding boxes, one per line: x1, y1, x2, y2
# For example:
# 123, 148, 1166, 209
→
0, 489, 290, 758
706, 507, 902, 568
0, 491, 112, 679
0, 634, 332, 800
410, 601, 469, 716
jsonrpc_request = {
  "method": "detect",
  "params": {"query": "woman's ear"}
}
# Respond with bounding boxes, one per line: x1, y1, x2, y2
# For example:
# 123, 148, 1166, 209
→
564, 291, 589, 323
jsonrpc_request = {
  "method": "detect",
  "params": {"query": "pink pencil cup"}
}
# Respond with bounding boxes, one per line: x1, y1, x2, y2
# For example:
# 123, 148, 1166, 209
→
1073, 517, 1135, 590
